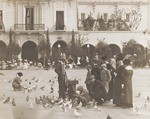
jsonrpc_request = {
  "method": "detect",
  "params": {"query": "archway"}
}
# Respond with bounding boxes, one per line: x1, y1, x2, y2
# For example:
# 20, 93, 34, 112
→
133, 44, 145, 67
109, 44, 121, 57
52, 40, 67, 61
22, 41, 38, 61
82, 44, 95, 59
0, 41, 6, 60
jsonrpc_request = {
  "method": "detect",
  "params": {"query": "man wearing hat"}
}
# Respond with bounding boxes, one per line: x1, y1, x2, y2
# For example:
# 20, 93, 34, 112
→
54, 54, 67, 102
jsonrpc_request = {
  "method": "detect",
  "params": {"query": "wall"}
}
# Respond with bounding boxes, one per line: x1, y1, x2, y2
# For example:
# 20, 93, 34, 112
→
78, 31, 148, 49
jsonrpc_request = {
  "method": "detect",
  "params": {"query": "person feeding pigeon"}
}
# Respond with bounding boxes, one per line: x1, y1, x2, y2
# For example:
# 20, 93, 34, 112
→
74, 86, 90, 107
54, 53, 68, 103
12, 72, 23, 91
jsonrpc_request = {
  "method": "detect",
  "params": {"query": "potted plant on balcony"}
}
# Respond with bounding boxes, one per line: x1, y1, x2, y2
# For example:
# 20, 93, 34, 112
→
82, 14, 95, 31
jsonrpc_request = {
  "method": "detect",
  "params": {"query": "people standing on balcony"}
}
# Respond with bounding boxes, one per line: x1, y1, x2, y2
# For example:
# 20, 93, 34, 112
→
54, 54, 68, 103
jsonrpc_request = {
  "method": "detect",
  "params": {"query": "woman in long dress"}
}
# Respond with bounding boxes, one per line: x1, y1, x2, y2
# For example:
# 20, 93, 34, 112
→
122, 59, 133, 108
113, 60, 125, 106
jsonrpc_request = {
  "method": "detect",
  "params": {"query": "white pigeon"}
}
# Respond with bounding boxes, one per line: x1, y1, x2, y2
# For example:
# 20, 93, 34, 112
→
74, 109, 82, 117
0, 94, 5, 101
29, 101, 33, 109
136, 92, 141, 97
68, 102, 72, 110
94, 102, 98, 109
133, 105, 142, 115
62, 104, 67, 112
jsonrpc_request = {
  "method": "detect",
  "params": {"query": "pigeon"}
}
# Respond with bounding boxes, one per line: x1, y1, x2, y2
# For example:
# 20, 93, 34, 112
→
136, 92, 141, 97
68, 102, 72, 110
144, 102, 147, 108
35, 79, 39, 82
74, 109, 82, 117
12, 98, 16, 106
0, 94, 5, 101
25, 79, 28, 81
49, 79, 51, 82
26, 95, 29, 102
32, 77, 35, 80
50, 87, 54, 93
24, 89, 28, 94
107, 115, 112, 119
4, 97, 10, 104
147, 96, 150, 102
43, 95, 46, 100
29, 101, 33, 109
133, 105, 142, 114
8, 80, 12, 83
40, 86, 45, 91
35, 97, 40, 104
94, 102, 98, 109
62, 104, 66, 112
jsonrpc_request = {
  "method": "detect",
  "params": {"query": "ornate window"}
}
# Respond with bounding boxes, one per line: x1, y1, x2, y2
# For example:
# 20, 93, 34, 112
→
56, 11, 64, 30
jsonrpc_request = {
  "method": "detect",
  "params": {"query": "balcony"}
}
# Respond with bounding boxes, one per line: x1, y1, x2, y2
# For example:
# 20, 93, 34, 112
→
14, 24, 45, 31
55, 24, 66, 31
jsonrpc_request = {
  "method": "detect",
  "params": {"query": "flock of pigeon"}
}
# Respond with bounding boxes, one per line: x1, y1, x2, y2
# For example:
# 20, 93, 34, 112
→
0, 73, 114, 119
2, 72, 150, 118
133, 92, 150, 115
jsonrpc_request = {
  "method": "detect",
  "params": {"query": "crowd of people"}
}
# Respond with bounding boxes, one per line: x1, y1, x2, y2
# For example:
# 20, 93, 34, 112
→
54, 53, 133, 109
10, 53, 133, 109
0, 59, 52, 70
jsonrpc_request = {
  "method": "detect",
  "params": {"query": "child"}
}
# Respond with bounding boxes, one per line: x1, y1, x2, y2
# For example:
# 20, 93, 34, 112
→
74, 86, 90, 107
12, 72, 23, 91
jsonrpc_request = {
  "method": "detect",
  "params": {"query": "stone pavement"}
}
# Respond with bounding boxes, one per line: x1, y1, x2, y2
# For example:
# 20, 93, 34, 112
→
0, 69, 150, 119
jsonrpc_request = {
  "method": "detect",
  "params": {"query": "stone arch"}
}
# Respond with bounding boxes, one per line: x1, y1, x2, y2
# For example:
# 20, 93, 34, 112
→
109, 44, 121, 57
0, 41, 6, 60
52, 40, 68, 61
133, 43, 145, 67
81, 44, 95, 59
22, 41, 38, 61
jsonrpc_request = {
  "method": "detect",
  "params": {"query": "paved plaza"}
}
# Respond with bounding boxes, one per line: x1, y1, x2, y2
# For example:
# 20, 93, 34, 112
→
0, 68, 150, 119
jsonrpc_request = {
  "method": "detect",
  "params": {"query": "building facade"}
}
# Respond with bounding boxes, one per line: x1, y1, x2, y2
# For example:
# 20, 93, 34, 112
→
0, 0, 150, 62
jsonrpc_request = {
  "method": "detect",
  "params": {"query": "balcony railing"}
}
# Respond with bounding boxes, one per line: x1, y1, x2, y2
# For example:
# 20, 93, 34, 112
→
14, 24, 45, 30
56, 25, 66, 31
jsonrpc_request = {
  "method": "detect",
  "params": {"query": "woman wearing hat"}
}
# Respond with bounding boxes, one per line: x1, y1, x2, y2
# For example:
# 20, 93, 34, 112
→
12, 72, 23, 91
121, 59, 133, 108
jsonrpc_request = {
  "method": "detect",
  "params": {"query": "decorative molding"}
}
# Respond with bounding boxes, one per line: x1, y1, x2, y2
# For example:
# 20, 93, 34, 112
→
78, 1, 149, 5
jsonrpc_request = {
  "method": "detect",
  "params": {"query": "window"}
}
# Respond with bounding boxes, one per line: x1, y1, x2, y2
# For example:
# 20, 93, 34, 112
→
103, 13, 108, 22
0, 10, 3, 29
25, 8, 34, 30
56, 11, 64, 30
126, 13, 130, 22
81, 13, 85, 21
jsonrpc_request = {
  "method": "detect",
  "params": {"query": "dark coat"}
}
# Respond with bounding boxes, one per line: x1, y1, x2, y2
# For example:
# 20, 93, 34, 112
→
113, 65, 125, 105
55, 61, 67, 99
122, 66, 133, 107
